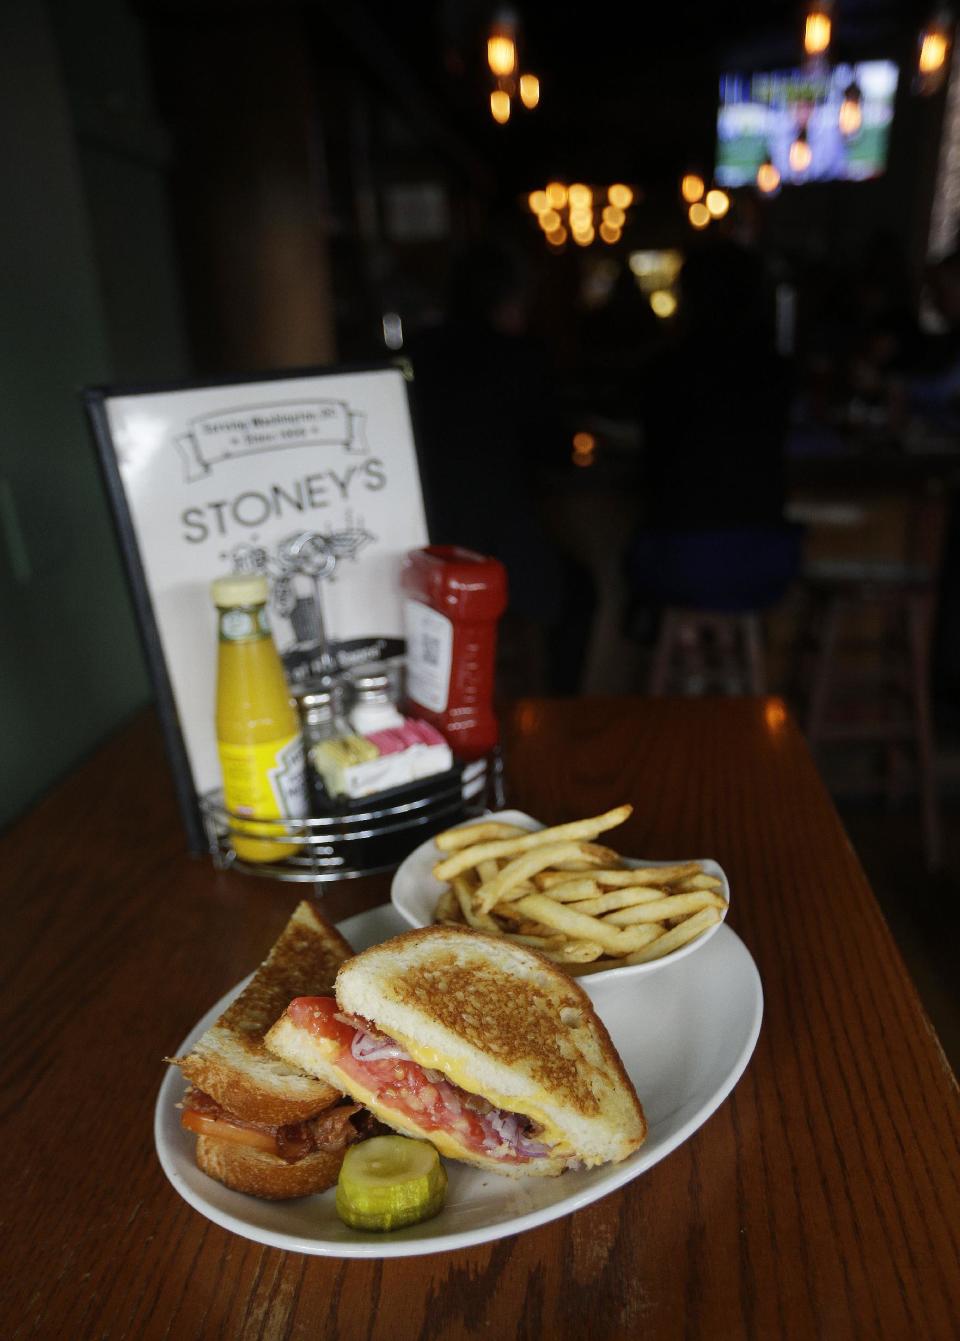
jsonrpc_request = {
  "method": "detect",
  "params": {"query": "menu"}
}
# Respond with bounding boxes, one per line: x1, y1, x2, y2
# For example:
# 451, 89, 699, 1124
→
85, 365, 428, 845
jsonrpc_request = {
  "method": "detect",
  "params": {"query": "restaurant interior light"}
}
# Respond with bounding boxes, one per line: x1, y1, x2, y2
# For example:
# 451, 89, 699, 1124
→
573, 227, 595, 246
599, 221, 621, 244
705, 188, 730, 218
804, 4, 832, 56
919, 28, 950, 74
488, 34, 517, 77
756, 158, 781, 194
528, 189, 548, 213
547, 226, 568, 247
688, 201, 710, 229
681, 173, 705, 203
568, 182, 592, 209
491, 89, 511, 124
519, 73, 540, 108
917, 15, 953, 93
539, 208, 561, 232
602, 204, 626, 228
572, 430, 596, 466
789, 129, 812, 173
546, 181, 568, 208
649, 289, 678, 318
608, 183, 634, 208
838, 82, 862, 136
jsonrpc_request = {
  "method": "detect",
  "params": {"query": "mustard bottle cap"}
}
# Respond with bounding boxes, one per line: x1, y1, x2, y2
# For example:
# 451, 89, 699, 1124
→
211, 573, 269, 607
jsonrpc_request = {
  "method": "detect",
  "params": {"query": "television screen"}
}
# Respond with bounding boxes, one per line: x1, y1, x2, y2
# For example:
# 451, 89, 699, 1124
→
716, 61, 899, 187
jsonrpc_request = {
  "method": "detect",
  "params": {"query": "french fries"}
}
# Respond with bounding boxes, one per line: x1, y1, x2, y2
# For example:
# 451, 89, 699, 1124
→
430, 806, 728, 974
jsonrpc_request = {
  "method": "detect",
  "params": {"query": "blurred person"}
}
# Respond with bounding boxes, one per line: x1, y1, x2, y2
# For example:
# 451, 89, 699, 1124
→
627, 239, 800, 640
897, 248, 960, 432
638, 238, 790, 528
407, 241, 574, 693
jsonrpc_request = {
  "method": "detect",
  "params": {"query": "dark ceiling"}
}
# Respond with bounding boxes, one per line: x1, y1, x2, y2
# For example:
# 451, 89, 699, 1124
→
352, 0, 930, 189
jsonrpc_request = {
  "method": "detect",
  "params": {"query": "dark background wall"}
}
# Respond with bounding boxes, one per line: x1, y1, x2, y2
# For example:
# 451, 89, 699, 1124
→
0, 0, 949, 827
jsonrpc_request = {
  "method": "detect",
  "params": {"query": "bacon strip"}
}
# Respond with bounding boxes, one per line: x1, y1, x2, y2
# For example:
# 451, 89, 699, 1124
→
181, 1088, 363, 1163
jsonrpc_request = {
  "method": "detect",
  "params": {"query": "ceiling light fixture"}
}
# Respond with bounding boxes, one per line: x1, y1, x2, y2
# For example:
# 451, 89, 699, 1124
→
804, 3, 832, 57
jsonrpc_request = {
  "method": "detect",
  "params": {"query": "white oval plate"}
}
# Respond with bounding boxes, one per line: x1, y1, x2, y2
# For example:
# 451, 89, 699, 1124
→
391, 809, 730, 982
155, 902, 762, 1259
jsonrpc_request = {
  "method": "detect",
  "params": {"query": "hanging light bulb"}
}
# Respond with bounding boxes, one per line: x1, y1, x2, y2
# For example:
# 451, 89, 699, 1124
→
756, 156, 782, 194
649, 290, 678, 319
838, 82, 863, 136
546, 226, 568, 247
599, 221, 621, 244
920, 30, 949, 74
705, 188, 730, 218
568, 182, 592, 210
917, 13, 953, 94
804, 4, 832, 56
688, 202, 710, 229
528, 189, 549, 214
490, 89, 511, 124
488, 33, 517, 77
602, 204, 626, 228
546, 181, 568, 208
789, 129, 812, 173
519, 74, 540, 108
681, 173, 705, 204
539, 209, 561, 232
608, 183, 634, 209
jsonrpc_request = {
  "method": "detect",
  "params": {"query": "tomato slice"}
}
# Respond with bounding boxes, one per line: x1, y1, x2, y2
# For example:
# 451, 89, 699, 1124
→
286, 996, 531, 1162
181, 1109, 278, 1154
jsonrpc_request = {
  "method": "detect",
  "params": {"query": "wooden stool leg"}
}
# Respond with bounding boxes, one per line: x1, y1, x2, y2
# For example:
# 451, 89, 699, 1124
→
680, 613, 708, 693
805, 595, 842, 745
649, 609, 679, 695
713, 614, 740, 691
907, 593, 941, 870
742, 615, 766, 694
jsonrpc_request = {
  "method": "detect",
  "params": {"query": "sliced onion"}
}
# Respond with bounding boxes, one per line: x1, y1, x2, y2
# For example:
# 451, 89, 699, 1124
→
350, 1029, 411, 1062
516, 1135, 552, 1157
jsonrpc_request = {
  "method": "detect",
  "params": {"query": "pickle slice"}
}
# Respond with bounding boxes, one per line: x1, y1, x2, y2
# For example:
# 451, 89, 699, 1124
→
336, 1136, 447, 1232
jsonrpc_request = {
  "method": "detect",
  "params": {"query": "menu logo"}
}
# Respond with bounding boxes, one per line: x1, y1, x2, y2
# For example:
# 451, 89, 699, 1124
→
176, 400, 367, 482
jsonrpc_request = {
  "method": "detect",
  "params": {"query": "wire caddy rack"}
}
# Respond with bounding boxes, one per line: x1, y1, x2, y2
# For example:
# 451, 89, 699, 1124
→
199, 752, 502, 882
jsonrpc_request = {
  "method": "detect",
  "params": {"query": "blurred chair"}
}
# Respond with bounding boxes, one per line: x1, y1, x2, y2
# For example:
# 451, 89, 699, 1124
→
629, 526, 804, 695
800, 485, 946, 870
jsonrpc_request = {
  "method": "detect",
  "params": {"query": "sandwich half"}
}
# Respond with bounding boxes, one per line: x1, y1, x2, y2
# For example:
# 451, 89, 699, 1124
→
264, 925, 647, 1177
170, 901, 373, 1199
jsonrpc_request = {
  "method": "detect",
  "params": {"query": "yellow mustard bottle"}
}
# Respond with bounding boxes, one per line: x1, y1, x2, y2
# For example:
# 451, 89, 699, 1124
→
211, 574, 307, 863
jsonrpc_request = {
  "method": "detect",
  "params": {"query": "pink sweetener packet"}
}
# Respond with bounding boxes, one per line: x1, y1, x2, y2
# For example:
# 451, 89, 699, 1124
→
406, 718, 447, 746
364, 727, 407, 755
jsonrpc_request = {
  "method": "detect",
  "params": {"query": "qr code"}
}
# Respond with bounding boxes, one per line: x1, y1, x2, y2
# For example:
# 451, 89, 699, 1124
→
422, 632, 441, 666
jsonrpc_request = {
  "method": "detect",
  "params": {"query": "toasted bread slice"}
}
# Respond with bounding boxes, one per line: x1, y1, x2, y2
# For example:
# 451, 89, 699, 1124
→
194, 1136, 344, 1200
265, 926, 646, 1176
171, 901, 352, 1125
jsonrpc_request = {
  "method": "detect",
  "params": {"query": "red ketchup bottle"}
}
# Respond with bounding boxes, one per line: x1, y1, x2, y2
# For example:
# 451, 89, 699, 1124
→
401, 546, 508, 761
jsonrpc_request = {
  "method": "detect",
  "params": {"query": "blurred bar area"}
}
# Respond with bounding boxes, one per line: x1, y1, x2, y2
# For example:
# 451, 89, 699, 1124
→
3, 0, 959, 1057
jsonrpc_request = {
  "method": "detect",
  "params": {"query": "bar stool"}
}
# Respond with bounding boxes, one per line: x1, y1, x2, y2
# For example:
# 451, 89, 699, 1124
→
800, 486, 946, 870
628, 526, 804, 696
649, 609, 766, 694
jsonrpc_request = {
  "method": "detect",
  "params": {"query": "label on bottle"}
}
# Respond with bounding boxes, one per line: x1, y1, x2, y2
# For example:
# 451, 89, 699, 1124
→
404, 599, 453, 712
218, 733, 308, 819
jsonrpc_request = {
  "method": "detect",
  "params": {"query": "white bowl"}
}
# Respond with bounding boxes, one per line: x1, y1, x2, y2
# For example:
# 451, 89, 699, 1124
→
390, 809, 730, 983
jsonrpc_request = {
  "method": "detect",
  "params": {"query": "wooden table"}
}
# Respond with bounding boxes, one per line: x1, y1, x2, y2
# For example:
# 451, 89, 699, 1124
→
2, 698, 958, 1340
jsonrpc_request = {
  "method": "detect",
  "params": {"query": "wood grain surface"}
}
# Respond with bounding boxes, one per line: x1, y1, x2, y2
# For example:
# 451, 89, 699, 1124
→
1, 698, 958, 1341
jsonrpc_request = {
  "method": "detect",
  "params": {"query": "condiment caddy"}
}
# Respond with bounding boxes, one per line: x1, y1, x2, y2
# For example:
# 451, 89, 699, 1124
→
201, 546, 506, 881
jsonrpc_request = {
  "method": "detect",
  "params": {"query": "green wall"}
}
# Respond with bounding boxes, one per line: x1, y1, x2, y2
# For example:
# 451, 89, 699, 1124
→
0, 0, 188, 826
